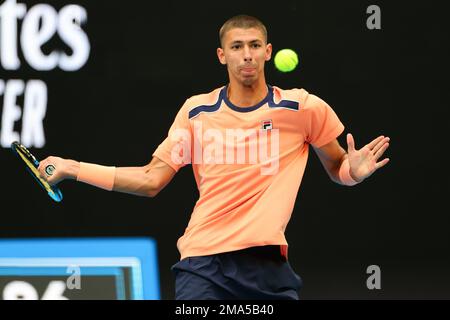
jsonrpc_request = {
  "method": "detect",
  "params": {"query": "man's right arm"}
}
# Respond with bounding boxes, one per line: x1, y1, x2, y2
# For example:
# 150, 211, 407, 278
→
37, 156, 176, 198
113, 157, 176, 197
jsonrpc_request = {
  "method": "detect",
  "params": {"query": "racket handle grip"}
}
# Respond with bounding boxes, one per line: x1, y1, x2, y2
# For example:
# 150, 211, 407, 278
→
76, 162, 116, 191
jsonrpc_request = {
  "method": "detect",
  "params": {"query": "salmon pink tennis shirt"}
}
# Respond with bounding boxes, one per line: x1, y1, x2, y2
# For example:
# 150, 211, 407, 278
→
153, 85, 344, 260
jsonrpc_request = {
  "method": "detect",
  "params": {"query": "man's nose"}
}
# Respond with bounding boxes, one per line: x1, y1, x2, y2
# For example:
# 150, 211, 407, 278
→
243, 45, 252, 62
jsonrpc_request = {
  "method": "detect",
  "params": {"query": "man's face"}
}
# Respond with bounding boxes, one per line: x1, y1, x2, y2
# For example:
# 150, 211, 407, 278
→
217, 27, 272, 86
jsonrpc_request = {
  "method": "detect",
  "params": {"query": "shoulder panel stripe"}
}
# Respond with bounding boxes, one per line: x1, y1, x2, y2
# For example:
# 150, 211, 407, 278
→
188, 89, 225, 119
267, 86, 299, 111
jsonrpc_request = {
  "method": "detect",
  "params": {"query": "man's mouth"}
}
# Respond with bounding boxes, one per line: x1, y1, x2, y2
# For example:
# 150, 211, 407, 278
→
240, 66, 256, 74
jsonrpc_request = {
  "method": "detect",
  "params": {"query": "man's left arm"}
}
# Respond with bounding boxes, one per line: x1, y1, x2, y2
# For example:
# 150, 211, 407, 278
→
313, 133, 390, 185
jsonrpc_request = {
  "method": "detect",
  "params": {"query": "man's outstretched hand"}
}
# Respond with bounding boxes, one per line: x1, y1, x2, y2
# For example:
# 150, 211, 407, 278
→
346, 133, 390, 183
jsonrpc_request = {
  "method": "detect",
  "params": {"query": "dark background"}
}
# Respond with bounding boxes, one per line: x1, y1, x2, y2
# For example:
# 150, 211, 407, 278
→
1, 0, 449, 299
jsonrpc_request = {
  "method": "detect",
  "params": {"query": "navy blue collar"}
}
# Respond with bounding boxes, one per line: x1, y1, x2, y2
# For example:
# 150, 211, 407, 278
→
222, 84, 272, 113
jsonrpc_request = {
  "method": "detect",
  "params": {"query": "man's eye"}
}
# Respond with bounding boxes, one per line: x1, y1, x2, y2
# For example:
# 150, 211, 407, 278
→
232, 45, 241, 49
252, 44, 261, 48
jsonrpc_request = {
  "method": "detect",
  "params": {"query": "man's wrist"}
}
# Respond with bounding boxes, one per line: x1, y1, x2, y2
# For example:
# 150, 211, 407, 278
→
66, 160, 80, 180
338, 158, 359, 186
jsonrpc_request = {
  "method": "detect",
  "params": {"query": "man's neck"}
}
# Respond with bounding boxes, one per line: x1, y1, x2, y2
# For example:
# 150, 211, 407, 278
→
227, 80, 268, 108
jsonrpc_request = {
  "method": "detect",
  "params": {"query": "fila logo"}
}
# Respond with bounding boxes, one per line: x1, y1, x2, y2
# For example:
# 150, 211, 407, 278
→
262, 120, 273, 130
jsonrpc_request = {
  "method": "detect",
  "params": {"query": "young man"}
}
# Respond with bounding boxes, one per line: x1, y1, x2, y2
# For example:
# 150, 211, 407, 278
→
37, 15, 390, 300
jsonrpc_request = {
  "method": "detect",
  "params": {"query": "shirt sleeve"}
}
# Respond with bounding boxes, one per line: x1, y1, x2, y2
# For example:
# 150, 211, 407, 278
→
303, 94, 345, 148
152, 100, 192, 172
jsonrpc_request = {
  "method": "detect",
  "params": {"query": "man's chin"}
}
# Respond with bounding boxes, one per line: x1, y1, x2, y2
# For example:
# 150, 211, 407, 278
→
242, 76, 257, 86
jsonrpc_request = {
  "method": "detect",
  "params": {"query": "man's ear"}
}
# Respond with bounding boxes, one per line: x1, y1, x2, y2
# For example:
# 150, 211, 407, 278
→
217, 47, 227, 65
265, 43, 273, 61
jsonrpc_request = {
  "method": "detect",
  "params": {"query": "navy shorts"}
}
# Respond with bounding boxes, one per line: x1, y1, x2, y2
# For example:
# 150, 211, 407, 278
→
171, 246, 303, 300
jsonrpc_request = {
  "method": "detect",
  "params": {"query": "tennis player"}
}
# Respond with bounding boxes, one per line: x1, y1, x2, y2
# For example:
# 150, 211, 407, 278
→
37, 15, 390, 300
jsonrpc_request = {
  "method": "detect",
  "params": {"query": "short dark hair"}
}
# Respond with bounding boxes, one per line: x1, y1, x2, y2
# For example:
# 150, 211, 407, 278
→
219, 15, 268, 47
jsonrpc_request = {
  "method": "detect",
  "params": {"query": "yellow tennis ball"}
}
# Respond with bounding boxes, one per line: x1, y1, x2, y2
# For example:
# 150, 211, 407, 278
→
274, 49, 299, 72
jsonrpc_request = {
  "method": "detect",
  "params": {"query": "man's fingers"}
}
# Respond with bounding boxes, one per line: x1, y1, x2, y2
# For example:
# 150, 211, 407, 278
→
37, 161, 46, 179
372, 137, 390, 154
347, 133, 356, 153
38, 160, 53, 181
374, 141, 390, 160
375, 158, 390, 170
367, 135, 385, 150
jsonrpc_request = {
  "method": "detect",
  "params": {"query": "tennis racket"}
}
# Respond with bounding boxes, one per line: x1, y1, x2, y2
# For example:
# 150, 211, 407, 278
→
10, 141, 63, 202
